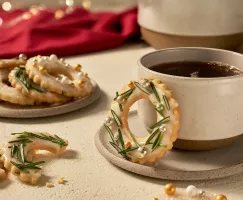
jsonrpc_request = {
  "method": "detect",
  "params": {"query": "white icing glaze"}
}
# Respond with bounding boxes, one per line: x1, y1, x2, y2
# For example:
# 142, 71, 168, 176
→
26, 56, 93, 97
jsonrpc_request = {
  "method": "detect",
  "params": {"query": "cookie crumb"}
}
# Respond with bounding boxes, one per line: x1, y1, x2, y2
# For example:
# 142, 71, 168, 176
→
46, 182, 54, 188
57, 176, 65, 184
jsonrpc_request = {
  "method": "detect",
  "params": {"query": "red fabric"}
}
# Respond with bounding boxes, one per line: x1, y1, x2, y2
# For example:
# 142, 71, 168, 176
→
0, 7, 139, 58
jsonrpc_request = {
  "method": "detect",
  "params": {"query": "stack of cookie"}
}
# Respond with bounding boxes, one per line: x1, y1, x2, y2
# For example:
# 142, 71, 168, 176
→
0, 54, 93, 106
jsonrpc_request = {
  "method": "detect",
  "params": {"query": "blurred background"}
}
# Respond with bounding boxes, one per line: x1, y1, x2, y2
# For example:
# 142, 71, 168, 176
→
0, 0, 137, 11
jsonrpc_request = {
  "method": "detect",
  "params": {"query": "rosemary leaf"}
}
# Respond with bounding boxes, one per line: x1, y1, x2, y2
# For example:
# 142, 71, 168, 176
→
163, 95, 170, 110
118, 129, 124, 149
150, 82, 160, 102
119, 146, 138, 154
30, 82, 45, 93
150, 116, 170, 129
152, 133, 161, 149
134, 82, 150, 95
152, 133, 164, 152
15, 76, 29, 93
145, 128, 160, 145
154, 107, 165, 118
109, 141, 121, 152
104, 124, 116, 144
114, 88, 134, 100
111, 109, 121, 127
11, 132, 67, 147
119, 104, 123, 112
19, 143, 25, 163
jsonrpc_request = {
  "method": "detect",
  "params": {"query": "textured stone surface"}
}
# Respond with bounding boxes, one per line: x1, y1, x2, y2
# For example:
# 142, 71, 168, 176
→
0, 44, 242, 199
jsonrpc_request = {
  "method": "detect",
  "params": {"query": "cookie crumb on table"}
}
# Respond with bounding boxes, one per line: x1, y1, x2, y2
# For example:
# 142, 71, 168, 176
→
46, 182, 54, 188
57, 176, 65, 184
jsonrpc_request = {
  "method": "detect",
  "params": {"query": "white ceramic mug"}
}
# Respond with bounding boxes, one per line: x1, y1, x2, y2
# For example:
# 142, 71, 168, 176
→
138, 48, 243, 142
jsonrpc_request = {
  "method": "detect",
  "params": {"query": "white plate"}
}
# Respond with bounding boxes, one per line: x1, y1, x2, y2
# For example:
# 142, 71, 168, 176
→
95, 111, 243, 180
0, 79, 101, 118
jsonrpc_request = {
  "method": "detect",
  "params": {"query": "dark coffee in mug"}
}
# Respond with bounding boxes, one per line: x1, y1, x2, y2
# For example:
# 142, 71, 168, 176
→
150, 61, 243, 78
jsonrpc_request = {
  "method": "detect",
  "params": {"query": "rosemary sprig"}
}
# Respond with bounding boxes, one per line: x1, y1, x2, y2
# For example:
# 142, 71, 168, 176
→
134, 82, 150, 95
11, 161, 45, 173
113, 88, 134, 101
9, 144, 25, 164
115, 91, 123, 112
119, 146, 138, 154
150, 82, 160, 102
145, 128, 160, 145
118, 129, 125, 149
163, 95, 170, 110
15, 67, 45, 94
150, 116, 170, 129
111, 110, 121, 127
11, 132, 67, 147
104, 124, 116, 144
109, 142, 129, 160
152, 133, 164, 151
154, 106, 165, 118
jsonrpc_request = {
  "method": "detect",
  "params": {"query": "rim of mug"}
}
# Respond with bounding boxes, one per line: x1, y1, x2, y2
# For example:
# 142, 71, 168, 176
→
138, 47, 243, 82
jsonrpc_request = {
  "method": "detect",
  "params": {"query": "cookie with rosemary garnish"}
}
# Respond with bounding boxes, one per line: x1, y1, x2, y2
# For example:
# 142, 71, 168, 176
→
104, 78, 180, 164
9, 67, 71, 104
0, 131, 68, 184
25, 55, 92, 97
0, 67, 36, 105
0, 54, 27, 69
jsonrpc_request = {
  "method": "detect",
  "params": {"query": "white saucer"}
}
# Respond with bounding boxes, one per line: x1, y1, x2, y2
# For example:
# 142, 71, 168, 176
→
95, 111, 243, 180
0, 79, 101, 118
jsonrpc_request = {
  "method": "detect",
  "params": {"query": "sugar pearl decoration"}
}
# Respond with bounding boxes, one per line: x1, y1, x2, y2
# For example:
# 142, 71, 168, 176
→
127, 81, 134, 88
19, 53, 27, 60
125, 141, 132, 149
74, 64, 82, 71
61, 76, 70, 84
199, 190, 206, 197
140, 79, 150, 88
116, 96, 125, 104
186, 185, 198, 197
137, 146, 148, 156
114, 134, 119, 141
215, 194, 227, 200
164, 183, 176, 196
39, 66, 47, 74
50, 54, 58, 61
77, 72, 84, 78
38, 58, 46, 65
159, 125, 166, 132
156, 103, 164, 111
105, 116, 114, 126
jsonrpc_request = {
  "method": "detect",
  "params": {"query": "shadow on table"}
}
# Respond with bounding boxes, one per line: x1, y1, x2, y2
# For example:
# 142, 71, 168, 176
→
110, 162, 243, 192
0, 89, 110, 125
0, 177, 12, 189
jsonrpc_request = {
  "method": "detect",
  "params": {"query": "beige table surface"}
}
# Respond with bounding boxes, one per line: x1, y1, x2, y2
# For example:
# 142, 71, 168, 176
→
0, 44, 243, 200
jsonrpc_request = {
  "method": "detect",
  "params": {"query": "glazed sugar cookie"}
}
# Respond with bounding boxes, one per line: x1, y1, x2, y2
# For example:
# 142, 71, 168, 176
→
25, 55, 93, 97
104, 79, 180, 164
0, 131, 68, 184
0, 54, 27, 69
9, 67, 71, 104
0, 68, 36, 105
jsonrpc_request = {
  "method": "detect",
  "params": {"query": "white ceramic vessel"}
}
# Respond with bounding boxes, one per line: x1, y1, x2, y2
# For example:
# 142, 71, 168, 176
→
138, 48, 243, 143
138, 0, 243, 36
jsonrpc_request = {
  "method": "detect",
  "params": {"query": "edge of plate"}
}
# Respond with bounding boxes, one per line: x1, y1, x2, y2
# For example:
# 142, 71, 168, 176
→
0, 79, 101, 118
95, 118, 243, 181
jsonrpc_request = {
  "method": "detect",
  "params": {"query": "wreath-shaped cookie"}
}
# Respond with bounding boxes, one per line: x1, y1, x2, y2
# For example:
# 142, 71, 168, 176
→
104, 78, 180, 164
0, 132, 68, 184
25, 55, 93, 98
